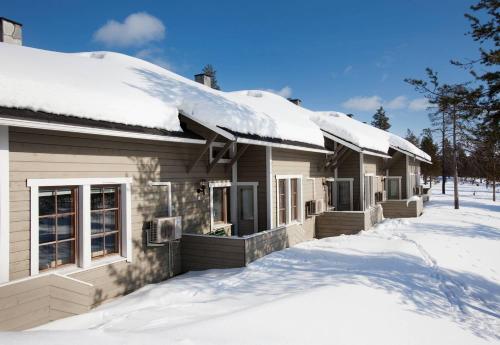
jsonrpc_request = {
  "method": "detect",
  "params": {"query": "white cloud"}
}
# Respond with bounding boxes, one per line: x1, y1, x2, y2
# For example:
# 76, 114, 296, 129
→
385, 96, 407, 110
409, 98, 431, 111
381, 73, 389, 82
342, 96, 382, 111
265, 86, 292, 98
342, 95, 432, 113
94, 12, 165, 47
135, 47, 172, 70
343, 65, 353, 74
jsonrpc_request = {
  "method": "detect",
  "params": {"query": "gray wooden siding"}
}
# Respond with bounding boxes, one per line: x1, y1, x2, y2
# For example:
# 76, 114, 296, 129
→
9, 127, 230, 285
388, 154, 407, 199
337, 151, 361, 210
316, 205, 383, 239
271, 147, 329, 234
237, 144, 267, 234
363, 154, 385, 194
380, 199, 423, 218
0, 274, 94, 331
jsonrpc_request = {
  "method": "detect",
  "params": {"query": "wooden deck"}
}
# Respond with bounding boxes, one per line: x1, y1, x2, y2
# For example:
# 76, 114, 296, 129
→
380, 198, 424, 218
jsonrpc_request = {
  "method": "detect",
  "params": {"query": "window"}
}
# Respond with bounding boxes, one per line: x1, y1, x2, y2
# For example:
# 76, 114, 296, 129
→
385, 176, 401, 200
209, 142, 231, 163
276, 175, 302, 226
212, 186, 229, 224
90, 186, 120, 258
239, 186, 254, 221
38, 187, 77, 271
326, 179, 353, 211
278, 179, 287, 225
364, 175, 375, 209
290, 178, 299, 221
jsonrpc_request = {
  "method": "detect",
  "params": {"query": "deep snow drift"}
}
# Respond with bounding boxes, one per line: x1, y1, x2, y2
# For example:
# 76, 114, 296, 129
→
2, 182, 499, 345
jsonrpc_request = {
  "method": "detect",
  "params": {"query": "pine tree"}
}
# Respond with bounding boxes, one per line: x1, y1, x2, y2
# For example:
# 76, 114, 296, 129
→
371, 106, 391, 130
420, 128, 440, 186
405, 129, 419, 146
201, 64, 221, 90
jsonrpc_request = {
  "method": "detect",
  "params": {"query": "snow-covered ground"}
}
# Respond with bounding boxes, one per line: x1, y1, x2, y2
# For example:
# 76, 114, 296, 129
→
3, 183, 499, 344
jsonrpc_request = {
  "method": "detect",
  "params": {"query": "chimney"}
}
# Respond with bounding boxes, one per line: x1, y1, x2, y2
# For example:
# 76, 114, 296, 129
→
194, 73, 212, 88
0, 17, 22, 45
288, 98, 302, 106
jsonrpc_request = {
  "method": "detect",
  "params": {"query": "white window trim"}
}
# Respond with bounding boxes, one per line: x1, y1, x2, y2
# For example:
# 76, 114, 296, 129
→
275, 175, 303, 226
237, 182, 259, 233
148, 181, 172, 216
0, 126, 9, 283
209, 181, 232, 231
385, 176, 402, 200
27, 177, 133, 276
209, 142, 231, 164
329, 177, 354, 211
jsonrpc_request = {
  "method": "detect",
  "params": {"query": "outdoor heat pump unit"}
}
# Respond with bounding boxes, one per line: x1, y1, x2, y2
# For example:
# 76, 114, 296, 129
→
148, 216, 182, 244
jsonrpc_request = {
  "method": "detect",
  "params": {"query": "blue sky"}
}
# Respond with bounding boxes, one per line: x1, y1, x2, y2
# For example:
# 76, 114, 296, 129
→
2, 0, 479, 137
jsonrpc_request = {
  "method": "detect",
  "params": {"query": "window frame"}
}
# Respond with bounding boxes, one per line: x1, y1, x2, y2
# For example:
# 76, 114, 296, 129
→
90, 185, 121, 259
209, 181, 232, 231
209, 142, 231, 164
38, 186, 78, 272
385, 176, 402, 200
27, 177, 133, 276
275, 175, 303, 226
364, 174, 375, 209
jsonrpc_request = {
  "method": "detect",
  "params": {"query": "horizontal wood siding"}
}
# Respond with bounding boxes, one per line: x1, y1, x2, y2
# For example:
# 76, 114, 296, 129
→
380, 199, 423, 218
9, 127, 230, 290
0, 274, 93, 330
363, 155, 385, 194
388, 155, 407, 199
181, 235, 246, 271
337, 151, 361, 210
316, 211, 366, 238
244, 227, 287, 264
237, 144, 267, 233
271, 148, 330, 240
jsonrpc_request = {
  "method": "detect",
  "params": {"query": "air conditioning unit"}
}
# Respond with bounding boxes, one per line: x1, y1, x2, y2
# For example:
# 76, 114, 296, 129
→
149, 216, 182, 244
313, 199, 324, 214
382, 191, 387, 201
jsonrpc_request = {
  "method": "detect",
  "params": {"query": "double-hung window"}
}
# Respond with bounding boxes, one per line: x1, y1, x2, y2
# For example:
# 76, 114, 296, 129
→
276, 175, 302, 226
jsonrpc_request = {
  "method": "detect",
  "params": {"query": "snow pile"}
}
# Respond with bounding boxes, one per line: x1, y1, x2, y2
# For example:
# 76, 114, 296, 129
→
1, 183, 496, 344
311, 111, 390, 154
0, 43, 324, 146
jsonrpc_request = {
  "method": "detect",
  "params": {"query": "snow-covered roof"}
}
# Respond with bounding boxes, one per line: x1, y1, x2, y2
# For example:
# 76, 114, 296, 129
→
0, 43, 324, 147
311, 111, 431, 162
311, 111, 390, 154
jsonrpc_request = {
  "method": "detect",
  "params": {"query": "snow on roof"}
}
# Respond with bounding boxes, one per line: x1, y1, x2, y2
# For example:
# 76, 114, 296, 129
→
0, 43, 324, 146
311, 111, 390, 154
311, 111, 431, 162
226, 90, 325, 147
388, 133, 431, 162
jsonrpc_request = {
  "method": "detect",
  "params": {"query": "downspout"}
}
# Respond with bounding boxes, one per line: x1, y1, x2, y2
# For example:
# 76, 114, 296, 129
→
0, 126, 9, 283
266, 146, 273, 229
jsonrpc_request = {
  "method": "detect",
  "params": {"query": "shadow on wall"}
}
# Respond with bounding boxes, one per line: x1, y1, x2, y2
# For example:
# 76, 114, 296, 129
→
125, 67, 281, 139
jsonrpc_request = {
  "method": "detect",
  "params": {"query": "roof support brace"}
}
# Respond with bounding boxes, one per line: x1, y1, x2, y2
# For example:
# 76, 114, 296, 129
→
384, 151, 403, 170
187, 133, 218, 173
208, 140, 234, 173
225, 144, 250, 172
331, 148, 352, 170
